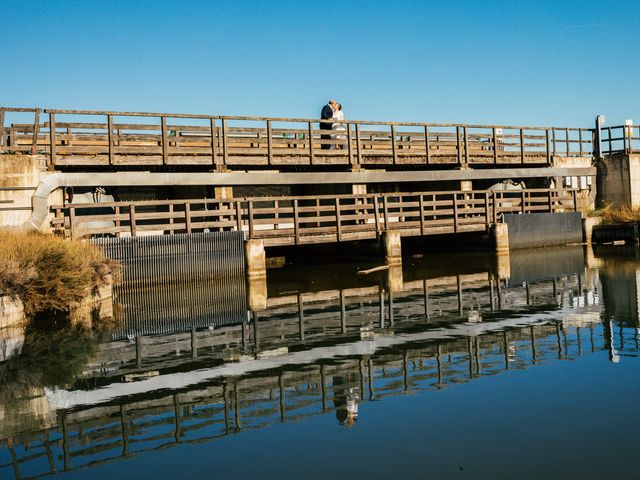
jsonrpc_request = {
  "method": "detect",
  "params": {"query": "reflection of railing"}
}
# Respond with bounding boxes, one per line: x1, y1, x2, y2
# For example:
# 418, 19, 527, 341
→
600, 124, 640, 154
0, 107, 594, 169
51, 188, 584, 242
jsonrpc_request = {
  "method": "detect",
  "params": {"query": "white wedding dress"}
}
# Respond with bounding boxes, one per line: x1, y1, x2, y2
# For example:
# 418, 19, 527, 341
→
332, 110, 346, 142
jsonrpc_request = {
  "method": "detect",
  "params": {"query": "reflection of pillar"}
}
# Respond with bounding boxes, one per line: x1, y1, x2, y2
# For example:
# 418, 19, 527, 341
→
298, 294, 305, 341
457, 275, 463, 316
120, 405, 129, 456
320, 365, 327, 412
436, 344, 443, 385
368, 358, 375, 400
388, 291, 395, 326
340, 290, 347, 333
234, 388, 241, 429
530, 326, 537, 364
582, 216, 600, 244
423, 279, 430, 319
253, 311, 260, 353
379, 288, 385, 328
191, 326, 197, 358
279, 373, 286, 422
223, 383, 230, 433
174, 394, 182, 442
403, 351, 409, 391
387, 265, 403, 293
136, 336, 143, 368
489, 275, 495, 311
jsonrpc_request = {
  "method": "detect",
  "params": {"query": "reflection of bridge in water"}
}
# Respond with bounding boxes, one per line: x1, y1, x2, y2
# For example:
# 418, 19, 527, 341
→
1, 250, 619, 479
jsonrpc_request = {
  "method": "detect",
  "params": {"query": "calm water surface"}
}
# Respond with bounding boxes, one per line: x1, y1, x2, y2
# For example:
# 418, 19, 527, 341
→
1, 245, 640, 479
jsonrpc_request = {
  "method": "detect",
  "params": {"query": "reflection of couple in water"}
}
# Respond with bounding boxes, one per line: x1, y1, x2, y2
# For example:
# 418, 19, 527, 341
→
320, 99, 346, 149
332, 371, 360, 427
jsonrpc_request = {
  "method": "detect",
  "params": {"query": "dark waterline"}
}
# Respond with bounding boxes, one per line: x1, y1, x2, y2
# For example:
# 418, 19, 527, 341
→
1, 245, 640, 479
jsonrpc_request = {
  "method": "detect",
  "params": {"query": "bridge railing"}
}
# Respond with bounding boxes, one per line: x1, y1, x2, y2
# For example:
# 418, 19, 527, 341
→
0, 107, 594, 169
600, 124, 640, 154
51, 188, 584, 242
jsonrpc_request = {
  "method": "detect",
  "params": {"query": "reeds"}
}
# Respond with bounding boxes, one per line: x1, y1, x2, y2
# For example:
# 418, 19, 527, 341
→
0, 230, 118, 316
595, 204, 640, 225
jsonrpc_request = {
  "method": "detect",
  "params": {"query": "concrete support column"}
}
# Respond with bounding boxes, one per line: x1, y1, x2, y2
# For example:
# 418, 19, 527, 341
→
245, 239, 267, 311
214, 186, 234, 200
352, 184, 367, 195
460, 180, 472, 192
383, 230, 402, 267
582, 216, 601, 244
490, 223, 509, 255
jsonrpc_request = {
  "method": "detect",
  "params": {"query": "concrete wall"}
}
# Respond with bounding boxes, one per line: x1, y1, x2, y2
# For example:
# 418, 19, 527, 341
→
597, 153, 640, 207
503, 212, 583, 250
0, 154, 47, 227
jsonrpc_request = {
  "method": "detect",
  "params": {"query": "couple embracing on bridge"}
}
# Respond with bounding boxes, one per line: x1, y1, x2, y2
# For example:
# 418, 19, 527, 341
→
320, 99, 346, 149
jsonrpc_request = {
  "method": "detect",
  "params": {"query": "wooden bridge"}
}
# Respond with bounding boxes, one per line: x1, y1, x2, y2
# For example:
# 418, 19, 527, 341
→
1, 107, 597, 170
52, 187, 584, 242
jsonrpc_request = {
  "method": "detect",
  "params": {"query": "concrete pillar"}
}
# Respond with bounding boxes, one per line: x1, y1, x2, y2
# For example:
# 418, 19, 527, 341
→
245, 239, 267, 311
490, 223, 509, 255
460, 180, 472, 192
597, 153, 640, 208
214, 186, 234, 200
387, 265, 403, 293
383, 230, 402, 267
352, 184, 367, 195
582, 216, 601, 244
0, 154, 47, 227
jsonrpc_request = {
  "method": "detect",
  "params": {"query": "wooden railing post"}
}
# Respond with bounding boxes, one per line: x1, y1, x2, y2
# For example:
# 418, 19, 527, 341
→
373, 196, 381, 234
521, 191, 526, 214
221, 118, 228, 167
419, 194, 426, 235
456, 126, 462, 165
335, 197, 342, 241
565, 128, 570, 156
69, 207, 77, 240
382, 195, 389, 230
308, 122, 315, 165
293, 199, 300, 244
184, 203, 192, 234
463, 126, 469, 165
390, 125, 397, 165
484, 192, 490, 226
492, 191, 498, 224
31, 108, 41, 154
107, 114, 114, 166
548, 190, 553, 212
48, 112, 56, 167
452, 193, 458, 232
0, 107, 5, 152
545, 129, 551, 165
424, 125, 431, 165
161, 115, 169, 165
355, 123, 362, 166
552, 128, 557, 157
492, 127, 498, 164
235, 200, 243, 232
210, 118, 219, 169
520, 128, 525, 164
578, 129, 583, 156
129, 205, 137, 237
266, 119, 273, 166
347, 123, 354, 167
248, 201, 255, 238
572, 190, 578, 211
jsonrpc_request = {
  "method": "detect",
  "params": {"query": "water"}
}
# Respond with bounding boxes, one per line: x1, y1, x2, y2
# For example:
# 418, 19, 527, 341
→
1, 245, 640, 479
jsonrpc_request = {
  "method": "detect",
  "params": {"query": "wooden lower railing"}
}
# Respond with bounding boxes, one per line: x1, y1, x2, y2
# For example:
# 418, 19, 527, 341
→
51, 188, 584, 243
1, 107, 594, 170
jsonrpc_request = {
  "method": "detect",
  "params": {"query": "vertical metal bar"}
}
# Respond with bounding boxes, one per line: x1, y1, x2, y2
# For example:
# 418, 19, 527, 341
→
185, 203, 192, 234
424, 125, 431, 164
293, 199, 300, 245
308, 121, 314, 165
266, 119, 273, 166
355, 123, 362, 166
49, 112, 56, 167
31, 108, 41, 154
391, 125, 397, 164
107, 114, 114, 166
335, 197, 342, 241
129, 205, 137, 237
161, 116, 168, 165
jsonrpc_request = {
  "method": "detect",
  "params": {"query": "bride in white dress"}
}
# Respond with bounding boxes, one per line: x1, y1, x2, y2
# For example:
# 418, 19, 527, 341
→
331, 103, 346, 148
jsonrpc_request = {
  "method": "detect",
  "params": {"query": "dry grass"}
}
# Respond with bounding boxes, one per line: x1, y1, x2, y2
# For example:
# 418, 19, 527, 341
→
0, 230, 118, 316
592, 204, 640, 225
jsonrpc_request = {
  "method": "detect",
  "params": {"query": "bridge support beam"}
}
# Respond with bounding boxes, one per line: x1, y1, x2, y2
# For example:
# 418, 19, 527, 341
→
490, 223, 509, 255
582, 216, 601, 244
245, 239, 267, 311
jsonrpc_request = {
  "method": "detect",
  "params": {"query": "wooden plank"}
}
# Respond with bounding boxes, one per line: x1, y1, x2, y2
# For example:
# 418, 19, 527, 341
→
129, 205, 137, 237
31, 109, 40, 154
308, 122, 314, 165
335, 197, 342, 241
293, 199, 300, 245
184, 203, 192, 234
161, 116, 168, 165
49, 112, 56, 167
266, 120, 273, 166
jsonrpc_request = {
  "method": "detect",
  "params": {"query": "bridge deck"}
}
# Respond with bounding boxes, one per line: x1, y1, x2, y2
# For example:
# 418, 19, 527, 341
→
52, 187, 584, 242
1, 107, 594, 171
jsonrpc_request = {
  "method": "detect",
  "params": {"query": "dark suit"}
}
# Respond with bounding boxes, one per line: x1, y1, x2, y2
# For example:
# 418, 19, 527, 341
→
320, 104, 334, 149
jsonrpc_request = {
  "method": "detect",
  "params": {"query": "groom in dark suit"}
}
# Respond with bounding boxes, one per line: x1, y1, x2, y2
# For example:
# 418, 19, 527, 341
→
320, 100, 336, 150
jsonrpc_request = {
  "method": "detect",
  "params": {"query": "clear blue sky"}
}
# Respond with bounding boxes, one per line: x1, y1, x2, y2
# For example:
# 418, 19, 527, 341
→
1, 0, 638, 127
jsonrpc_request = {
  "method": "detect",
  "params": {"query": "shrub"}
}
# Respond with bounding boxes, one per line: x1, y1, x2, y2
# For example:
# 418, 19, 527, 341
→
0, 230, 118, 316
596, 204, 640, 225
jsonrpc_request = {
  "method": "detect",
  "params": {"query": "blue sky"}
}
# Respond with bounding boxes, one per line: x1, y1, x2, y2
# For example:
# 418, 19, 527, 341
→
1, 0, 638, 127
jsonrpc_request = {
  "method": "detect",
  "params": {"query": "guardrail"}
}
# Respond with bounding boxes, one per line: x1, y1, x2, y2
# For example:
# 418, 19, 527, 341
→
600, 124, 640, 154
1, 107, 594, 169
51, 188, 584, 242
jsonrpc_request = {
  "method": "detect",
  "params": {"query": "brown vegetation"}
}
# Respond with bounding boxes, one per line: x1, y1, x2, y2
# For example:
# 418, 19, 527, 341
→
0, 230, 118, 316
591, 204, 640, 225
